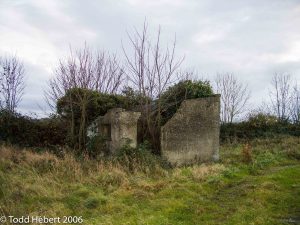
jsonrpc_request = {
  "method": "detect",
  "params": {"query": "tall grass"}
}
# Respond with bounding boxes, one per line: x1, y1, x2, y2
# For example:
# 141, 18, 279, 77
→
0, 135, 299, 224
0, 144, 225, 218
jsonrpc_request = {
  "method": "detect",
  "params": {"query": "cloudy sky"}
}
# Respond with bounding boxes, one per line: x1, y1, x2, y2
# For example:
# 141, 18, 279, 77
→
1, 0, 300, 116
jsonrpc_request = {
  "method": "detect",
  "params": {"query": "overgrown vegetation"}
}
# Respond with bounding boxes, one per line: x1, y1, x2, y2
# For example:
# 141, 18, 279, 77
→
159, 79, 214, 125
0, 79, 215, 155
220, 113, 300, 143
1, 136, 299, 224
0, 109, 68, 148
56, 87, 143, 149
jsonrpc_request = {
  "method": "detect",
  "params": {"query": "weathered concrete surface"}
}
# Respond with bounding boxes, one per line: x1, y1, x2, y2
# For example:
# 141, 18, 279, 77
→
87, 108, 141, 154
161, 95, 220, 166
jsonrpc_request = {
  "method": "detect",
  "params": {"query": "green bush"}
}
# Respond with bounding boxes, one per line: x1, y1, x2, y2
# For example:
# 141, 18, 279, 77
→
159, 80, 214, 125
0, 110, 67, 150
220, 113, 300, 143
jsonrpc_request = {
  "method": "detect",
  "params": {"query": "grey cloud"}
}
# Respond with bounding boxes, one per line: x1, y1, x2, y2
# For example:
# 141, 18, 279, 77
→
0, 0, 300, 116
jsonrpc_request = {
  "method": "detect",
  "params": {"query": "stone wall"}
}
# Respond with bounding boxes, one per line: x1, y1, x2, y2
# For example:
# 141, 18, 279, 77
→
87, 108, 141, 154
161, 95, 220, 166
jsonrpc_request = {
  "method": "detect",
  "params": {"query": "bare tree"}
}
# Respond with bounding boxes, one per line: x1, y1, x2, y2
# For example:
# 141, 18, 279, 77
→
269, 73, 292, 121
45, 45, 124, 149
0, 55, 25, 113
215, 73, 251, 123
122, 21, 184, 148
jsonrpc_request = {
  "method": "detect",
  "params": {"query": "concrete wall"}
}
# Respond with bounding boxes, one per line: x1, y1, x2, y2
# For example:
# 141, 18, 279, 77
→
87, 108, 141, 154
161, 95, 220, 166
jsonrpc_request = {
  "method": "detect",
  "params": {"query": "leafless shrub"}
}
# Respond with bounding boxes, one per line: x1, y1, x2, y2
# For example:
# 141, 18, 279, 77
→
241, 143, 252, 163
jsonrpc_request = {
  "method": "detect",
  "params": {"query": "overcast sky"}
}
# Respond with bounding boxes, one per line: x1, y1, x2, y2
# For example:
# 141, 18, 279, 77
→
1, 0, 300, 117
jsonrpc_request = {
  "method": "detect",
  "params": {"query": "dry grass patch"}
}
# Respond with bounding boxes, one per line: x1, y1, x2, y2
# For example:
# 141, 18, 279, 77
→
172, 164, 225, 182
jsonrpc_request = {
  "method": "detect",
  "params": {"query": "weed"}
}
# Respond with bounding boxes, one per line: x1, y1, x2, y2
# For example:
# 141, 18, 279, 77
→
222, 167, 239, 179
241, 143, 252, 163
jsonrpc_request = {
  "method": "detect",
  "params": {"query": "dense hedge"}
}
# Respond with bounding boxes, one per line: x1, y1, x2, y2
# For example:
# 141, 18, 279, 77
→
0, 110, 68, 149
220, 113, 300, 143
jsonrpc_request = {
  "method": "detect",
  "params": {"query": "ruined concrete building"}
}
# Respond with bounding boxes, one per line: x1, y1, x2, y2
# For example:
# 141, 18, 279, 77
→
87, 95, 220, 165
87, 108, 141, 154
161, 95, 220, 165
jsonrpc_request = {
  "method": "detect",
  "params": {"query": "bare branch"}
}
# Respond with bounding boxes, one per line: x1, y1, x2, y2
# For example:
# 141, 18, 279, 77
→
290, 82, 300, 123
269, 73, 292, 121
214, 73, 251, 123
122, 21, 184, 149
0, 55, 25, 113
45, 44, 124, 149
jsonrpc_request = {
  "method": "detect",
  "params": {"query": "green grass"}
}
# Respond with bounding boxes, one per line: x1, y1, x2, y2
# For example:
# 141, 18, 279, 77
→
0, 136, 300, 225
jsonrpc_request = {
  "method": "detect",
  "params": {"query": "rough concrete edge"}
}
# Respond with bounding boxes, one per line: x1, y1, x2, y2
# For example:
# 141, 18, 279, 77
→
161, 95, 221, 130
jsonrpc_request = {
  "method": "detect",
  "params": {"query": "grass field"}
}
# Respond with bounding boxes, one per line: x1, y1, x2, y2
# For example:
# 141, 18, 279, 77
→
0, 136, 300, 225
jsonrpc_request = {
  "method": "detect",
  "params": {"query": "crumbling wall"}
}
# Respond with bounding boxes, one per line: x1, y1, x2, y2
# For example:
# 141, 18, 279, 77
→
87, 108, 141, 154
161, 95, 220, 166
